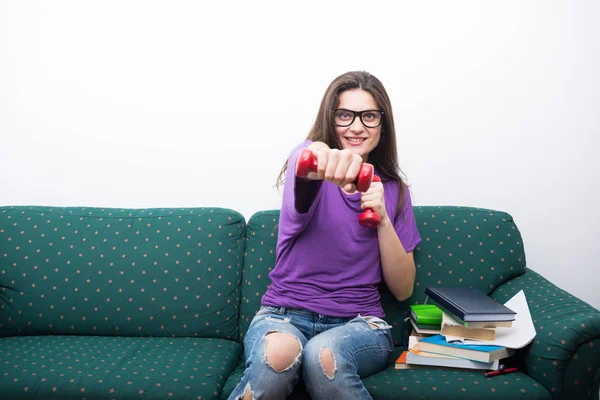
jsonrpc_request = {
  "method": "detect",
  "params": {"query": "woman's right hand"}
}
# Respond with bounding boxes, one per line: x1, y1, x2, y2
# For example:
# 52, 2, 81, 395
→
312, 148, 364, 193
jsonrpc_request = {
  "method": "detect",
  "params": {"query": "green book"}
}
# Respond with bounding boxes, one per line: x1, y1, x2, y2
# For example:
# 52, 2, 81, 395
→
409, 304, 442, 326
413, 321, 442, 330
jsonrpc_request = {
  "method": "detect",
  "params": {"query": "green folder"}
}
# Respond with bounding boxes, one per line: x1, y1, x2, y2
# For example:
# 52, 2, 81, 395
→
409, 304, 443, 326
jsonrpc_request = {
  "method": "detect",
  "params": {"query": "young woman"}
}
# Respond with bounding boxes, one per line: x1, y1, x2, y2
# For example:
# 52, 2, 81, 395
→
229, 71, 421, 400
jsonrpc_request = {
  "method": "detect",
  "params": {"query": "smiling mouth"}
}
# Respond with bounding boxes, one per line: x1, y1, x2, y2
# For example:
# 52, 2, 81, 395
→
344, 137, 367, 143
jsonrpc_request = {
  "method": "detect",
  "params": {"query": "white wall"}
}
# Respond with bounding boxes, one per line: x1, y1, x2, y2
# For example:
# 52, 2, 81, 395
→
1, 1, 598, 310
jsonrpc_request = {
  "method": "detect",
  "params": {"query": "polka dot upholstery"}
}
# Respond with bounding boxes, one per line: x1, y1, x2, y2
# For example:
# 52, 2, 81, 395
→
1, 206, 246, 399
491, 268, 600, 399
238, 211, 279, 341
0, 335, 240, 399
0, 206, 246, 339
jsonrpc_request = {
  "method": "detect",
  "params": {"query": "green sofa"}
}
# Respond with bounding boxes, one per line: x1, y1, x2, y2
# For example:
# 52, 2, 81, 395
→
1, 205, 598, 400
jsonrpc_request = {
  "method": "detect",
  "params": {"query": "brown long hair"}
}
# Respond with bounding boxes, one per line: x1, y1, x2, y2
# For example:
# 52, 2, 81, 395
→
277, 71, 407, 215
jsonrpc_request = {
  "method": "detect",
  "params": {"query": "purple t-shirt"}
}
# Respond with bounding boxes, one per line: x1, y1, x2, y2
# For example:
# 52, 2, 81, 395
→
261, 141, 422, 318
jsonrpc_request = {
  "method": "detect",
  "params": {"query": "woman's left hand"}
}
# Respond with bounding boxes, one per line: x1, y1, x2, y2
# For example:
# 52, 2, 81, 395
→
360, 180, 390, 225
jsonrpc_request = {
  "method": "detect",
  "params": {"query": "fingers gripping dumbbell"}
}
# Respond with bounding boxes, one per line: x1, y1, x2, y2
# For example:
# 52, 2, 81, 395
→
358, 175, 381, 228
295, 149, 374, 193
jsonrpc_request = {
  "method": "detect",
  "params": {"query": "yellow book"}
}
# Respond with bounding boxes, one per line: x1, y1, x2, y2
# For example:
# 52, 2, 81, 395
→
441, 312, 496, 341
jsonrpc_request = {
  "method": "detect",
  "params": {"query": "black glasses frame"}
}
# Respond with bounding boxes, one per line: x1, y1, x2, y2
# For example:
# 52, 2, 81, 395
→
332, 108, 385, 128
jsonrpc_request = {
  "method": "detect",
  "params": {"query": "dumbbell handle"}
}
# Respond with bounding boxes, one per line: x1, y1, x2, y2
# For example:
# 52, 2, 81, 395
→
295, 149, 373, 193
358, 175, 382, 228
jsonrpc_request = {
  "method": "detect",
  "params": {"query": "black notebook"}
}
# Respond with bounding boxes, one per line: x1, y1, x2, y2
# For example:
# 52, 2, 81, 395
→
425, 287, 516, 323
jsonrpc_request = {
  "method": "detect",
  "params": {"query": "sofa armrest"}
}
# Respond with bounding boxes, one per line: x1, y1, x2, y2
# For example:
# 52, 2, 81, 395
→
492, 268, 600, 400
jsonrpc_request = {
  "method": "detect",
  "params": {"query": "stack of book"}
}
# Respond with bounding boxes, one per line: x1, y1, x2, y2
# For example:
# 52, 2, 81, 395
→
396, 287, 517, 371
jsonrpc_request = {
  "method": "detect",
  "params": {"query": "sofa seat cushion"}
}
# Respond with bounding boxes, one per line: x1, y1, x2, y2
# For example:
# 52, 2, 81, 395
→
0, 335, 241, 399
362, 348, 552, 400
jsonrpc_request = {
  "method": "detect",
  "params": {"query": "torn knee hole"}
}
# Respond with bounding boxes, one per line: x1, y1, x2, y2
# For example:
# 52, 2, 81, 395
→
319, 348, 336, 378
265, 332, 301, 372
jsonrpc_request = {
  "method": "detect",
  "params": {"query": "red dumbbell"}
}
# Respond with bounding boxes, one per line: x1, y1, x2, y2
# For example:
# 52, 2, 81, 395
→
295, 149, 373, 193
358, 175, 381, 228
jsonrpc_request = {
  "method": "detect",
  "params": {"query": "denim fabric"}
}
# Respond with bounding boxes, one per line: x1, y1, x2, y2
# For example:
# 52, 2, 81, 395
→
228, 306, 394, 400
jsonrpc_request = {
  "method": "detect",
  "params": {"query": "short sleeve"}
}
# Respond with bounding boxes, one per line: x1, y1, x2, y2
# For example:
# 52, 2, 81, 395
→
393, 185, 421, 252
280, 140, 322, 228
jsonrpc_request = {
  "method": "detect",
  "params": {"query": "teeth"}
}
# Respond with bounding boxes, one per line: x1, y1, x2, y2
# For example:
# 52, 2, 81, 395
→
346, 138, 366, 142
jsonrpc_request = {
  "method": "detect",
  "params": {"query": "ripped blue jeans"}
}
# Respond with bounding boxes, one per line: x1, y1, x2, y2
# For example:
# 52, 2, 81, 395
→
228, 306, 394, 400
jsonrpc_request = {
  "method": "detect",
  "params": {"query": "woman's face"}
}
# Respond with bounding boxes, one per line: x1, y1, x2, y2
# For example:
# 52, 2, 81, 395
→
334, 89, 382, 162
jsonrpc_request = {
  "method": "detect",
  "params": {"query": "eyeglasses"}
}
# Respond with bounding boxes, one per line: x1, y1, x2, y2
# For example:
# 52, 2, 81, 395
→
333, 108, 384, 128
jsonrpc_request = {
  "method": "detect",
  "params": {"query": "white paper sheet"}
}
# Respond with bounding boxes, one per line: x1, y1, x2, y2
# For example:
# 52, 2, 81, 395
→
444, 290, 536, 349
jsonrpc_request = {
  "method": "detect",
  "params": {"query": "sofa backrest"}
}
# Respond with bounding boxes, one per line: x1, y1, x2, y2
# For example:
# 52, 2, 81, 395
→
239, 211, 280, 340
0, 206, 246, 340
239, 206, 526, 346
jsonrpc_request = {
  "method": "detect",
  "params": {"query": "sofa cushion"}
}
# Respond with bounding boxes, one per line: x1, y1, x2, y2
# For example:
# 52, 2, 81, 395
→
0, 335, 241, 399
363, 349, 551, 400
0, 206, 246, 339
